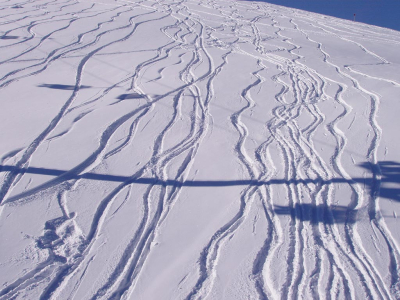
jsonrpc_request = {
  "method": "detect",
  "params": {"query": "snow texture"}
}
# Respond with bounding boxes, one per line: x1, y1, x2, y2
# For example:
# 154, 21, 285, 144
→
1, 0, 400, 299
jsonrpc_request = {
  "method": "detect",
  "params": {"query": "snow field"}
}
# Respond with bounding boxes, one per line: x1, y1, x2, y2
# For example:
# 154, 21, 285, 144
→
1, 0, 400, 299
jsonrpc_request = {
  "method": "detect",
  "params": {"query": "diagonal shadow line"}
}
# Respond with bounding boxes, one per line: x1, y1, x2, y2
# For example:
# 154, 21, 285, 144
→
0, 165, 367, 187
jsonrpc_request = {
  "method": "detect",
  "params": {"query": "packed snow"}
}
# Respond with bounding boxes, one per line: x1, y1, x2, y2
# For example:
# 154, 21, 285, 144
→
1, 0, 400, 299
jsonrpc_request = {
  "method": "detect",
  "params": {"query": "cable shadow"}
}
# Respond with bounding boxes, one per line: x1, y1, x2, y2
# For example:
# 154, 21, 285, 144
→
0, 164, 362, 187
116, 93, 145, 100
1, 161, 399, 206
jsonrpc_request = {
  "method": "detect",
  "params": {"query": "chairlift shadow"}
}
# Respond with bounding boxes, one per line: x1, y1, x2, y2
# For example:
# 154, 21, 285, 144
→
38, 84, 92, 90
0, 36, 19, 40
359, 161, 400, 203
274, 203, 358, 224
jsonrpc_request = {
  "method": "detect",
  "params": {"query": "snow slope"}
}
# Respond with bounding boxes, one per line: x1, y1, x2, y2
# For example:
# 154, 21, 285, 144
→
1, 0, 400, 299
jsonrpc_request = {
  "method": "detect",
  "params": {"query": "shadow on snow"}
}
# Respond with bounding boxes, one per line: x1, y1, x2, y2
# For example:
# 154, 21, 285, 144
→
0, 164, 385, 186
358, 161, 400, 203
116, 93, 145, 100
38, 84, 92, 90
274, 203, 357, 224
1, 161, 399, 224
0, 36, 19, 40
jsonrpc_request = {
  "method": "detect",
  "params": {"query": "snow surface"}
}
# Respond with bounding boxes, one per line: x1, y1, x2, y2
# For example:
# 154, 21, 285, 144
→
1, 0, 400, 299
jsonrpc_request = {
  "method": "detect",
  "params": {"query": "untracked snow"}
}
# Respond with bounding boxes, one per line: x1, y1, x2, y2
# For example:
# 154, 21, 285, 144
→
1, 0, 400, 299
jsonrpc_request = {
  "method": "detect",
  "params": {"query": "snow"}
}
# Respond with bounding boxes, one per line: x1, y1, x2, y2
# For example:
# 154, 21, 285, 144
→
1, 0, 400, 299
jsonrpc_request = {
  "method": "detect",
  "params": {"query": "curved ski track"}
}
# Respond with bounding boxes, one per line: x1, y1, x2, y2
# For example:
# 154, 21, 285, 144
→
1, 0, 400, 299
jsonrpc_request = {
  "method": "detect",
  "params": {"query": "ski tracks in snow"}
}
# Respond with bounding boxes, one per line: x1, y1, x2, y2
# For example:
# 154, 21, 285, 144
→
1, 0, 400, 299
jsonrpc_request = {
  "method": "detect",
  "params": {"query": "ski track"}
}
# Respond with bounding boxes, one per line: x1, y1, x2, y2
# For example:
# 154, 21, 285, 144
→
1, 0, 400, 299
